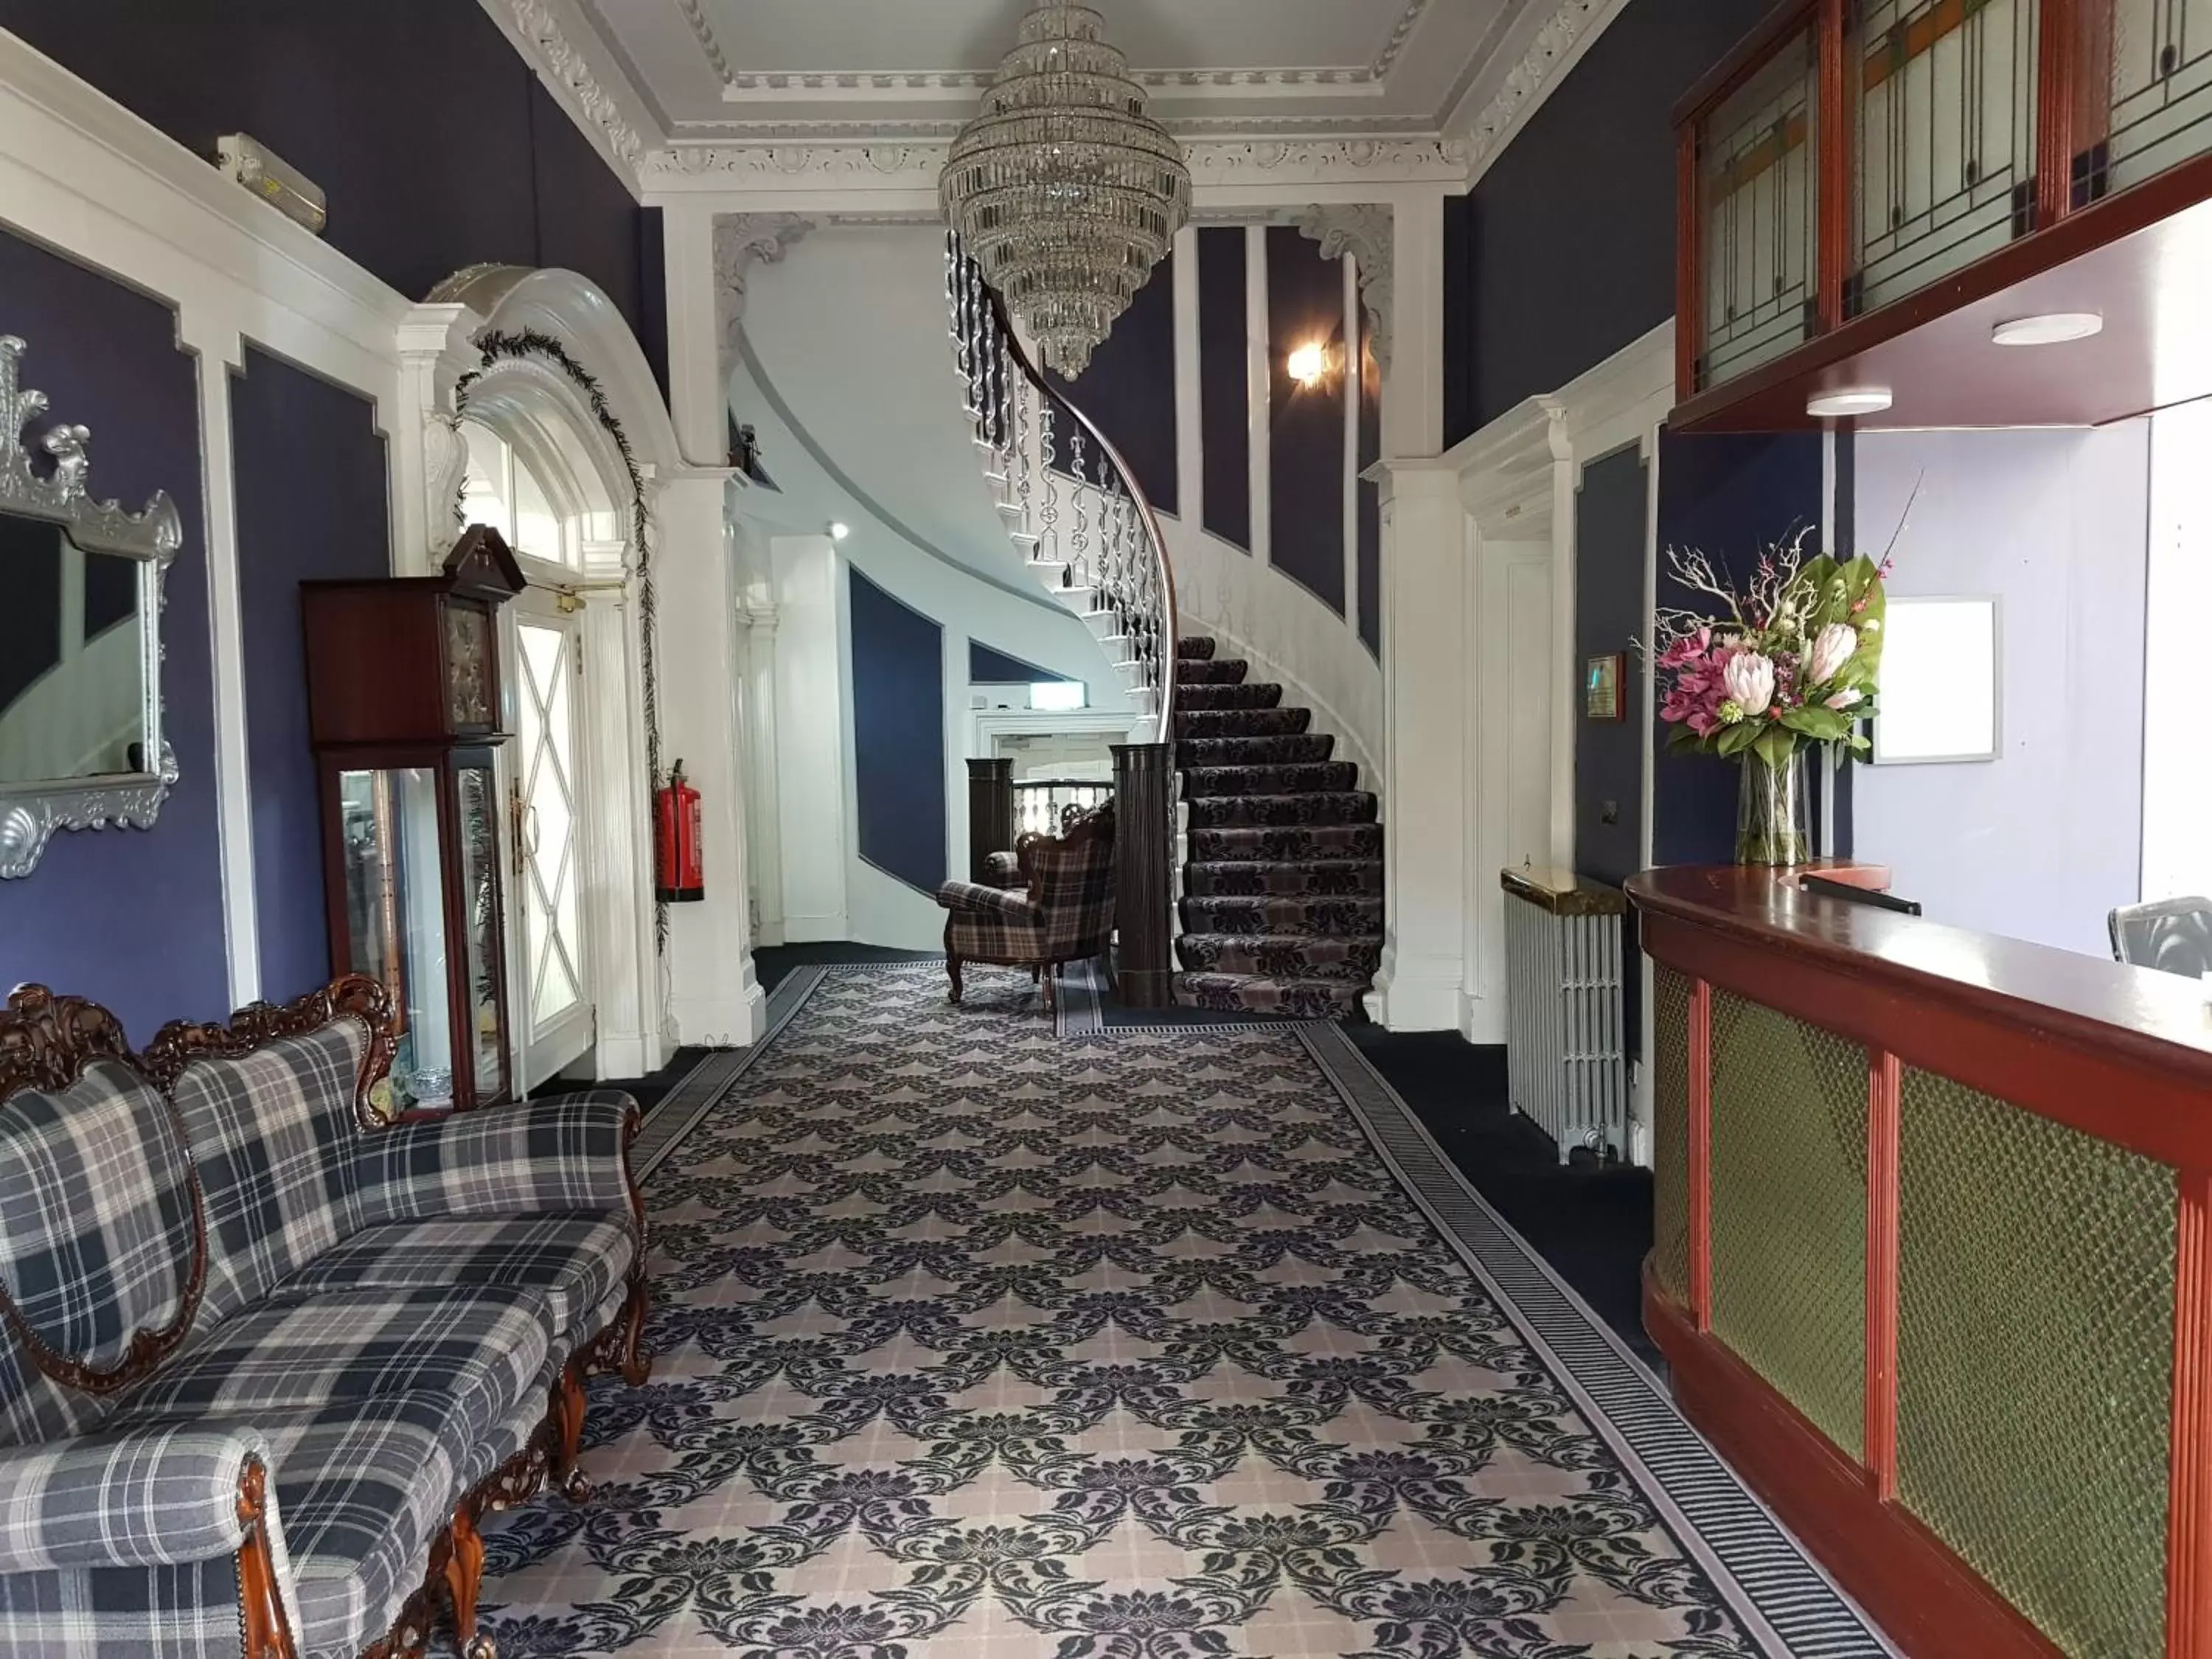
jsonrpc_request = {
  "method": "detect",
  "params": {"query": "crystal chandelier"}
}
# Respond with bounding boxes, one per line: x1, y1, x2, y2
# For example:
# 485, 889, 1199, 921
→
941, 1, 1191, 379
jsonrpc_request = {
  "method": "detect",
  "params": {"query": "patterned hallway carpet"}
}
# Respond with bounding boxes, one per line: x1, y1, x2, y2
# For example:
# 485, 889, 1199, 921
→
470, 963, 1890, 1658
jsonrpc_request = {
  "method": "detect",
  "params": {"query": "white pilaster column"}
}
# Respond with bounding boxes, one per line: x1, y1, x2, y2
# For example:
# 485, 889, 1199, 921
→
1172, 225, 1202, 531
657, 200, 765, 1043
392, 303, 484, 574
1366, 187, 1462, 1031
582, 584, 666, 1079
1367, 462, 1470, 1031
739, 601, 787, 948
1245, 223, 1271, 567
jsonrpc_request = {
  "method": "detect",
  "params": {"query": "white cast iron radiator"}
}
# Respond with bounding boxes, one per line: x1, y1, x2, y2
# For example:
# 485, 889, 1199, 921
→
1501, 867, 1628, 1163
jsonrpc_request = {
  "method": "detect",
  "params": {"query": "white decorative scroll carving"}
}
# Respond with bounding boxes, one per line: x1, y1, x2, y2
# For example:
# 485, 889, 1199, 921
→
712, 213, 814, 372
422, 413, 470, 556
509, 0, 645, 167
1460, 0, 1606, 172
1281, 205, 1396, 375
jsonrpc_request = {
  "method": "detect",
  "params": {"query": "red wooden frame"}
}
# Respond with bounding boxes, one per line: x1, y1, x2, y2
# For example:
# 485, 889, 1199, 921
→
1672, 0, 2180, 417
1632, 866, 2212, 1658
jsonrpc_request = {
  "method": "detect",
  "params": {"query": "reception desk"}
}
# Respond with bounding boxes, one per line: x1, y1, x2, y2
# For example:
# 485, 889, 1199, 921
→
1630, 866, 2212, 1659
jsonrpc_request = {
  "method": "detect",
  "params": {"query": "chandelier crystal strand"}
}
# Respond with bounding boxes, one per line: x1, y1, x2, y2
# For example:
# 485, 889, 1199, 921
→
941, 1, 1192, 379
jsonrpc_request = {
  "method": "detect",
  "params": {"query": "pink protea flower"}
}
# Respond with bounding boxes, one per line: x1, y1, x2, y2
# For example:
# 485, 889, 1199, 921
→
1722, 652, 1776, 717
1807, 623, 1858, 684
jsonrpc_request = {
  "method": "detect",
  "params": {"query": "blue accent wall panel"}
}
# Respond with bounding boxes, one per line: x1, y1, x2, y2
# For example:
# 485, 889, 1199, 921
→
1357, 327, 1382, 657
1267, 227, 1345, 614
969, 641, 1071, 685
1046, 255, 1176, 515
7, 3, 664, 378
231, 347, 392, 1004
851, 569, 947, 894
1447, 0, 1775, 442
0, 229, 227, 1040
1575, 446, 1651, 888
1652, 429, 1824, 868
1197, 229, 1251, 551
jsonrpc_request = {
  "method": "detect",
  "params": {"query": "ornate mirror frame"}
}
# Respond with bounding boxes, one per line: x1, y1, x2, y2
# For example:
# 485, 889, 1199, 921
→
0, 333, 182, 880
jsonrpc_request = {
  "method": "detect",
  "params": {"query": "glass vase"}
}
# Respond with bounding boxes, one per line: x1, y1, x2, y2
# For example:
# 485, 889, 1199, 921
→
1736, 746, 1810, 866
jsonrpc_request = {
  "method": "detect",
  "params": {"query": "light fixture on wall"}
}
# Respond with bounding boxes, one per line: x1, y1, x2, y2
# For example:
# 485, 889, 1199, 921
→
1806, 386, 1893, 419
828, 521, 852, 541
1287, 342, 1331, 389
1991, 311, 2104, 347
215, 134, 327, 235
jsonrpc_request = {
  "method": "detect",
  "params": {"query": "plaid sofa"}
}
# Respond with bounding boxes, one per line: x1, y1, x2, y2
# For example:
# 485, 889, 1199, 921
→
935, 803, 1116, 1012
0, 976, 648, 1659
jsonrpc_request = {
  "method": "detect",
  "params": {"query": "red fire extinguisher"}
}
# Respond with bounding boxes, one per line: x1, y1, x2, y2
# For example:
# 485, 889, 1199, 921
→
654, 760, 705, 903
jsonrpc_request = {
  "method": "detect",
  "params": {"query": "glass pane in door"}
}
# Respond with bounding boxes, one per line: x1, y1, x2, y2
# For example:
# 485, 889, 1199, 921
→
516, 620, 584, 1031
337, 767, 453, 1110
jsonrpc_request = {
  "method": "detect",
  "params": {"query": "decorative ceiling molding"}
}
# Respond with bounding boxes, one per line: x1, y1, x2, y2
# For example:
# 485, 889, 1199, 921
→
713, 212, 815, 372
1281, 205, 1395, 375
645, 136, 1470, 192
1456, 0, 1608, 173
669, 0, 1435, 93
666, 112, 1439, 143
509, 0, 646, 167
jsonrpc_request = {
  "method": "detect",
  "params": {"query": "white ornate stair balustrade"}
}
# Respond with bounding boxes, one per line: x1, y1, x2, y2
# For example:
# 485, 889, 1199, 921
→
945, 233, 1178, 741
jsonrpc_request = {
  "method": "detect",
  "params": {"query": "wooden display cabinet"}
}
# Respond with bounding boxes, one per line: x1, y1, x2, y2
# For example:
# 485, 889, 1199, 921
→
301, 528, 526, 1115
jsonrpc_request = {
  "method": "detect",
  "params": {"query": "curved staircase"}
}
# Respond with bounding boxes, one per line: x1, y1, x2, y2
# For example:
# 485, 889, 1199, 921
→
1172, 636, 1385, 1018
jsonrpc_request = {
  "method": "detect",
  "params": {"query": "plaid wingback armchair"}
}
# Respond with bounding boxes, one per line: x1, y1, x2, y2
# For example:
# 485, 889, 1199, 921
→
936, 802, 1116, 1012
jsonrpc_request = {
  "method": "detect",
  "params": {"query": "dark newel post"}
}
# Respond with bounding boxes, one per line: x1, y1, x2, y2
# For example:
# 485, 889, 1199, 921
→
1110, 742, 1175, 1009
966, 758, 1015, 880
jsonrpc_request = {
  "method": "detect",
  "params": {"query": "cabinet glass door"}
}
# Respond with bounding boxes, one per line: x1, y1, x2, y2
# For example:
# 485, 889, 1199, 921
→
454, 762, 507, 1104
338, 768, 454, 1110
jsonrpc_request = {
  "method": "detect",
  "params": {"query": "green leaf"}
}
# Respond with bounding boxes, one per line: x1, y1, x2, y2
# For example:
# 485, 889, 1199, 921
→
1754, 724, 1799, 770
1780, 706, 1851, 742
1717, 720, 1761, 757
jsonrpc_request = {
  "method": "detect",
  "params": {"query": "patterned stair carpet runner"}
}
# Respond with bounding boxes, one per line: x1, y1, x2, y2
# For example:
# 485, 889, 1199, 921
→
467, 962, 1890, 1658
1174, 636, 1385, 1018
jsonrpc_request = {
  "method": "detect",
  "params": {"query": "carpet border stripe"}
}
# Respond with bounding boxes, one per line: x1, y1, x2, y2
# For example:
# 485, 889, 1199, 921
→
1298, 1020, 1899, 1659
632, 965, 827, 1179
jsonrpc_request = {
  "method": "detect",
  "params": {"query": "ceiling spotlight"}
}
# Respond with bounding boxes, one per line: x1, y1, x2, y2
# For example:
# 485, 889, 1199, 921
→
1992, 311, 2104, 347
1806, 386, 1893, 419
1287, 342, 1328, 388
828, 521, 852, 541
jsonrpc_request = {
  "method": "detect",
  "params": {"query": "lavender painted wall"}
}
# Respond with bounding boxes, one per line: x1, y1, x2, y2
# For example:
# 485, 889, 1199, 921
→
1853, 425, 2151, 956
0, 229, 227, 1040
230, 347, 392, 1004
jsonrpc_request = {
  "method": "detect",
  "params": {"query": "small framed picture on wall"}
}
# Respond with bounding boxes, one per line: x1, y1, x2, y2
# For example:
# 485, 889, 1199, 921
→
1585, 653, 1627, 721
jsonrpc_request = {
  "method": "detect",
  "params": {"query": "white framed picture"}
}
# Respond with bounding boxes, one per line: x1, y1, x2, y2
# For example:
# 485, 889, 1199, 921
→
1872, 596, 2001, 765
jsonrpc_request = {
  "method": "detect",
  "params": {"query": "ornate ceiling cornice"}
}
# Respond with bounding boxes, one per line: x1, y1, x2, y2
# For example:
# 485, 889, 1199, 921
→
712, 212, 813, 372
509, 0, 644, 167
1281, 204, 1396, 374
644, 136, 1470, 192
1458, 0, 1607, 172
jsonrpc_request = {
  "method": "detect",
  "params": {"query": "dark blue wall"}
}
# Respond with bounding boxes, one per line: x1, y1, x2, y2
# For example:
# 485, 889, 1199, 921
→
1357, 330, 1381, 657
1575, 446, 1651, 888
6, 3, 667, 394
230, 347, 391, 1004
850, 568, 946, 894
1197, 229, 1251, 551
1267, 227, 1346, 615
1444, 0, 1773, 443
1651, 430, 1825, 867
969, 641, 1071, 685
1048, 256, 1176, 515
0, 232, 228, 1041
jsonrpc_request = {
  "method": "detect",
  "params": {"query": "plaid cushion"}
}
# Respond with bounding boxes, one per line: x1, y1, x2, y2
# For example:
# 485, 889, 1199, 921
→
167, 1023, 370, 1331
983, 850, 1024, 888
0, 1425, 262, 1573
935, 880, 1039, 922
0, 1325, 108, 1451
350, 1091, 639, 1231
0, 1060, 196, 1371
0, 1554, 246, 1659
113, 1286, 550, 1462
1032, 835, 1116, 959
270, 1214, 633, 1353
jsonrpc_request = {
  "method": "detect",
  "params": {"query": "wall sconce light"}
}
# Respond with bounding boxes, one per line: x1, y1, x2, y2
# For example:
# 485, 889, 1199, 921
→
1287, 342, 1330, 388
216, 134, 327, 235
828, 521, 852, 541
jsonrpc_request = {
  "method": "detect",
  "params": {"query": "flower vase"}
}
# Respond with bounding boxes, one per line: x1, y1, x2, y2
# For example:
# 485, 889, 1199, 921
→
1736, 748, 1810, 866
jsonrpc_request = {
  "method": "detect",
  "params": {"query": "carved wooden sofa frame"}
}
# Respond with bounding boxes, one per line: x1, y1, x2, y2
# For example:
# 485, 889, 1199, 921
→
0, 975, 653, 1659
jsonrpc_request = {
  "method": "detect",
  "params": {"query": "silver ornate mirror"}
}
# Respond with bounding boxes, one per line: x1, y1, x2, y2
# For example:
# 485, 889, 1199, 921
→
0, 333, 181, 880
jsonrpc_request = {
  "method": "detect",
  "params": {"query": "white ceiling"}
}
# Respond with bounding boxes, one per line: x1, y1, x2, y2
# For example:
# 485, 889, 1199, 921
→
577, 0, 1532, 140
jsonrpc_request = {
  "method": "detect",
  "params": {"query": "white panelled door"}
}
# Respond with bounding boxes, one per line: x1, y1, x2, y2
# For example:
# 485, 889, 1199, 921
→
510, 597, 594, 1091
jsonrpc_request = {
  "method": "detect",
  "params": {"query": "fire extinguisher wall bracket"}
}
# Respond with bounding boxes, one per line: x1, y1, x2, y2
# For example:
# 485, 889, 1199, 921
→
655, 760, 706, 903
